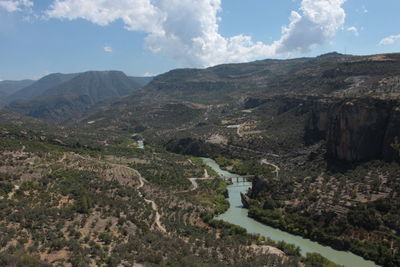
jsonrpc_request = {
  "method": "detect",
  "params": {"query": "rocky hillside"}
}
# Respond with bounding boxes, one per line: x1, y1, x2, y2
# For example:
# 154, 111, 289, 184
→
40, 71, 144, 102
127, 52, 400, 106
305, 97, 400, 162
6, 71, 150, 124
0, 80, 35, 108
7, 73, 77, 102
1, 52, 399, 266
79, 54, 400, 165
0, 79, 35, 97
0, 112, 307, 266
72, 52, 400, 266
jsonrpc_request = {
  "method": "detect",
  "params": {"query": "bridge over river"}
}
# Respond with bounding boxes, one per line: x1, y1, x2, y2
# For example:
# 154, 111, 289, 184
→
202, 157, 378, 267
220, 175, 252, 187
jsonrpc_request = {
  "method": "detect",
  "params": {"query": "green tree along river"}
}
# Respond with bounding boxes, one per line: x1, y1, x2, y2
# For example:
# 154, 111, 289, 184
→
202, 158, 378, 267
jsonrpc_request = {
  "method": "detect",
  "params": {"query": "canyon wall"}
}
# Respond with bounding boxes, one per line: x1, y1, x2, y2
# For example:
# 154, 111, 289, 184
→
305, 98, 400, 162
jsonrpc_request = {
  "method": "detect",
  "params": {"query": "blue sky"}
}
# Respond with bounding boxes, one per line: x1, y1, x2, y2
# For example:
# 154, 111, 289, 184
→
0, 0, 399, 80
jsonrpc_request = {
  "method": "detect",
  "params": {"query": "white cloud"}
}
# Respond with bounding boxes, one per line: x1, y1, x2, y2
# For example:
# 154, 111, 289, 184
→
0, 1, 20, 11
31, 71, 50, 80
103, 46, 113, 53
45, 0, 347, 67
379, 34, 400, 45
0, 0, 32, 12
142, 72, 156, 77
346, 26, 359, 36
273, 0, 346, 54
46, 0, 163, 33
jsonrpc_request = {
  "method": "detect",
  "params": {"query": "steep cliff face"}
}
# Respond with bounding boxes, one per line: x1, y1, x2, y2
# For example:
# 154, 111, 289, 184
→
305, 98, 400, 162
304, 99, 331, 145
327, 99, 391, 161
382, 106, 400, 161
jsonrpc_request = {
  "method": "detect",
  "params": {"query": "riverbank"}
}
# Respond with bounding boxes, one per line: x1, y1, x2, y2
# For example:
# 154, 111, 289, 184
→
203, 158, 378, 267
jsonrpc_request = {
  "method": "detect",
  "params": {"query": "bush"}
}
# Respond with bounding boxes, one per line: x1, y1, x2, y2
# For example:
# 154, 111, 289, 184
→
0, 182, 13, 196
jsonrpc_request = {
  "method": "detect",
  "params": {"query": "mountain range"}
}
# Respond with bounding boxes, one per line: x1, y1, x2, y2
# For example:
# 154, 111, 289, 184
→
0, 79, 35, 97
0, 52, 399, 266
0, 79, 35, 107
69, 52, 400, 265
1, 71, 152, 123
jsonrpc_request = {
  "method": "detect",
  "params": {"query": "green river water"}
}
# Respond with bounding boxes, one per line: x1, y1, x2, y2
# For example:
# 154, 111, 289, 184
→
202, 158, 378, 267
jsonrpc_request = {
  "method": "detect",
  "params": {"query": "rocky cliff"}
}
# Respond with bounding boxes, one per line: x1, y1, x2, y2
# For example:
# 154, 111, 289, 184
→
305, 98, 400, 162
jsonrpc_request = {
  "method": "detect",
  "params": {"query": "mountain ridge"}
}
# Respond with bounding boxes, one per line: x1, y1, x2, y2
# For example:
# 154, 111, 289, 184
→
6, 70, 152, 123
0, 79, 35, 96
1, 51, 400, 266
7, 73, 78, 102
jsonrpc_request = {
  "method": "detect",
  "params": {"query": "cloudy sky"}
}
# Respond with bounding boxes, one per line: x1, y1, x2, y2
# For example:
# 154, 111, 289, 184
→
1, 0, 399, 80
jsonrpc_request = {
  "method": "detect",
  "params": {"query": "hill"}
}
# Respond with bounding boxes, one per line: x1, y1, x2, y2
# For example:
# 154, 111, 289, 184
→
0, 109, 304, 266
41, 71, 143, 102
80, 53, 400, 156
0, 97, 5, 108
0, 79, 35, 108
75, 52, 400, 266
7, 73, 77, 102
129, 76, 153, 86
2, 52, 400, 265
132, 52, 400, 105
6, 71, 151, 124
0, 79, 35, 96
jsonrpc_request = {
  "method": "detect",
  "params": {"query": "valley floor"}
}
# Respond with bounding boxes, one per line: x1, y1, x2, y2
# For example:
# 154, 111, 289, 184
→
0, 123, 304, 266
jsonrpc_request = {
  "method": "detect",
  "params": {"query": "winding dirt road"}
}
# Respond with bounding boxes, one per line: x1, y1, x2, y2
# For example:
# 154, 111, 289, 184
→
68, 152, 167, 233
184, 168, 213, 192
237, 123, 245, 138
261, 159, 280, 178
135, 169, 166, 233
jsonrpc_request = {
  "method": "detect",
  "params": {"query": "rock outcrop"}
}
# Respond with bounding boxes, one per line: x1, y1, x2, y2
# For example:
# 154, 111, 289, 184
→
305, 98, 400, 162
304, 99, 331, 145
240, 192, 251, 208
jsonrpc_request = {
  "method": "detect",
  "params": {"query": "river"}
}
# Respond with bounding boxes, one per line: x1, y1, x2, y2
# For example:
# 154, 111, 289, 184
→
202, 157, 378, 267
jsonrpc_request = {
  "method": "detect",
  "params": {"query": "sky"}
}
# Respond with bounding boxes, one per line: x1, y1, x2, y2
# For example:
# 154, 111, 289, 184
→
0, 0, 400, 80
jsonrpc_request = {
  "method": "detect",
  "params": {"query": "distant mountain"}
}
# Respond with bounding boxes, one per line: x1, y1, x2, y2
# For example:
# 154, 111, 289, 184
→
6, 70, 150, 124
129, 76, 153, 87
126, 52, 400, 106
0, 94, 6, 108
0, 91, 6, 98
78, 52, 400, 158
0, 79, 35, 97
7, 73, 77, 102
130, 55, 348, 105
7, 94, 93, 124
41, 71, 144, 103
